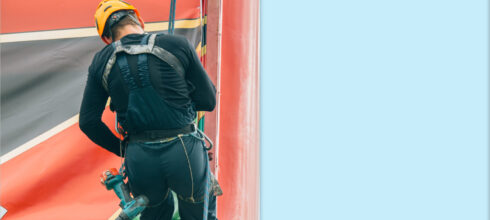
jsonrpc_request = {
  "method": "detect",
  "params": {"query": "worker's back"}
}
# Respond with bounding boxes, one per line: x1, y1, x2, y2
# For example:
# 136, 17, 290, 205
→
81, 33, 215, 136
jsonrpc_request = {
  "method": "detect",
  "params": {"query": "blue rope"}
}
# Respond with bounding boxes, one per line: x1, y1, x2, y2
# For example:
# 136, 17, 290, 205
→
197, 129, 212, 220
168, 0, 176, 35
203, 147, 210, 220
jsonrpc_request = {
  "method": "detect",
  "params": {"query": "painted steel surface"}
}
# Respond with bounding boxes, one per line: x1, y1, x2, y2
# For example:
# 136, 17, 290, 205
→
216, 0, 260, 219
0, 110, 121, 219
1, 0, 201, 33
0, 0, 214, 219
0, 0, 262, 218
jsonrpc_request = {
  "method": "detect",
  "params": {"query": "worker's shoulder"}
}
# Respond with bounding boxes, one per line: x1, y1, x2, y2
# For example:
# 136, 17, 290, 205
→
92, 44, 114, 62
89, 44, 114, 75
153, 33, 191, 49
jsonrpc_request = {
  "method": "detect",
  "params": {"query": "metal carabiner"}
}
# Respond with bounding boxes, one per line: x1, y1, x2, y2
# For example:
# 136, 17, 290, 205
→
197, 129, 213, 151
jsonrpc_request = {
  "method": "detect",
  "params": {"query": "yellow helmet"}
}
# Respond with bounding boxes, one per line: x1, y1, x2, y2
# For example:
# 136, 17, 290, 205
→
94, 0, 144, 44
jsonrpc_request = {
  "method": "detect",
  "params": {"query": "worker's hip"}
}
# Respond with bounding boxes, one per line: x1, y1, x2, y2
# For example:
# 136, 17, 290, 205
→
124, 130, 209, 202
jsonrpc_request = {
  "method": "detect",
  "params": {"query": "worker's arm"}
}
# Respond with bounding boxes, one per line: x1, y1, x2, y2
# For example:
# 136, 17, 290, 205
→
185, 40, 217, 111
79, 61, 122, 157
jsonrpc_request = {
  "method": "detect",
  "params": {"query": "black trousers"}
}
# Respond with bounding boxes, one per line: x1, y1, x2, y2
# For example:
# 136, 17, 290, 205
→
124, 133, 217, 220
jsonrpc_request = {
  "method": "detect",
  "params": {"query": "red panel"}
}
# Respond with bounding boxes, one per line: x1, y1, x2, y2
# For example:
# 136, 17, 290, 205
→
1, 0, 200, 33
217, 0, 260, 219
0, 109, 121, 220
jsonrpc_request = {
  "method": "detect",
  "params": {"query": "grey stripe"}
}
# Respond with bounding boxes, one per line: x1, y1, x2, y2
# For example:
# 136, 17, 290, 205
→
1, 28, 200, 156
0, 37, 105, 155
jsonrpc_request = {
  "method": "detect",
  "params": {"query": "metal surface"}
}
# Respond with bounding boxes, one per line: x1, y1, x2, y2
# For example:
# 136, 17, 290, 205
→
0, 1, 211, 219
1, 0, 201, 33
216, 0, 260, 219
0, 0, 261, 218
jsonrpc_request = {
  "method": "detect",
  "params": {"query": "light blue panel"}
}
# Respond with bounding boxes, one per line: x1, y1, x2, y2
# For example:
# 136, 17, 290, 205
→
261, 0, 488, 219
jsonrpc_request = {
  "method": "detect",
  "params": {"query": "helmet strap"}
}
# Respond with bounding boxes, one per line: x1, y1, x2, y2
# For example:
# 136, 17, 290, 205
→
126, 14, 141, 27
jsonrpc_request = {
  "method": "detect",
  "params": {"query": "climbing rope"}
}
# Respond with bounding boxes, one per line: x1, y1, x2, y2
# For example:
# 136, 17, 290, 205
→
168, 0, 176, 35
168, 1, 211, 219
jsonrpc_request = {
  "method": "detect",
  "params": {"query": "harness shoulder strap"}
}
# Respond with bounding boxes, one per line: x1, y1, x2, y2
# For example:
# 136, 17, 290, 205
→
116, 54, 138, 90
101, 34, 186, 92
136, 34, 152, 87
151, 44, 185, 78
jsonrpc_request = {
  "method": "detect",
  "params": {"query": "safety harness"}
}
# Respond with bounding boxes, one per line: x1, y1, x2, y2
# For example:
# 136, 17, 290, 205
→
102, 33, 184, 94
103, 33, 219, 220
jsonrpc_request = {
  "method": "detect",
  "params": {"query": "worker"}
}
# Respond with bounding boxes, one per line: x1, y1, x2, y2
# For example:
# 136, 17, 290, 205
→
79, 0, 218, 219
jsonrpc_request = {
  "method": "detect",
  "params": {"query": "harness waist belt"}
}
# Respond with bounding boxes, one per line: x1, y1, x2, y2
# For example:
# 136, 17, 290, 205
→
130, 124, 196, 142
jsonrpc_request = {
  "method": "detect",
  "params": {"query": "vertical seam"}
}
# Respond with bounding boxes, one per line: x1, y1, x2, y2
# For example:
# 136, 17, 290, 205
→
178, 134, 195, 201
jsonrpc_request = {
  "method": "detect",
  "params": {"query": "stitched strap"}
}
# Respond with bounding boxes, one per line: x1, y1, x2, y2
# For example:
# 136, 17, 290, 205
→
136, 34, 151, 87
102, 34, 185, 92
116, 54, 138, 90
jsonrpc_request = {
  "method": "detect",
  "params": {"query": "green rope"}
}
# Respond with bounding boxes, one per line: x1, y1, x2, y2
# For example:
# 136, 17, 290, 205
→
198, 116, 205, 131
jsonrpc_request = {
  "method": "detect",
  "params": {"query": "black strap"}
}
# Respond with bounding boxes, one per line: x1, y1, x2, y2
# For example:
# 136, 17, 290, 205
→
116, 34, 152, 90
116, 54, 138, 90
102, 34, 185, 92
130, 124, 196, 142
135, 34, 151, 87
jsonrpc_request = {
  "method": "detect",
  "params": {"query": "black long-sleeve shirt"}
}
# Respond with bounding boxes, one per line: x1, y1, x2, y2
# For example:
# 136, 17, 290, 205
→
79, 33, 216, 156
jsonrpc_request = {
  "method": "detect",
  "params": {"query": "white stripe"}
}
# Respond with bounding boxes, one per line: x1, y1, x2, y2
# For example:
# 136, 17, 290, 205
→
0, 115, 79, 164
0, 28, 97, 43
0, 20, 201, 43
108, 208, 122, 220
214, 0, 224, 180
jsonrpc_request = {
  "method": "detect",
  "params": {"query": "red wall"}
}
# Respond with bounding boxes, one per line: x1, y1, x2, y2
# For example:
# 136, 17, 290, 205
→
1, 110, 122, 220
0, 0, 199, 33
1, 0, 260, 218
216, 0, 260, 219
